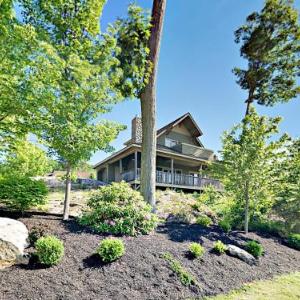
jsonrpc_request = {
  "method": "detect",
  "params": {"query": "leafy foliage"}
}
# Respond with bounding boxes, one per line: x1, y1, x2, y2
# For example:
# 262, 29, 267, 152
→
273, 139, 300, 233
162, 252, 200, 287
96, 238, 125, 263
189, 243, 205, 259
234, 0, 300, 111
213, 240, 228, 254
246, 240, 264, 258
0, 140, 54, 177
196, 215, 213, 227
287, 234, 300, 250
80, 182, 158, 236
0, 175, 48, 212
35, 236, 64, 266
211, 109, 288, 231
219, 219, 232, 233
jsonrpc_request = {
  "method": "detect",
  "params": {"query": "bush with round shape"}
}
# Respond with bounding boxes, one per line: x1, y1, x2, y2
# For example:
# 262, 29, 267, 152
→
79, 182, 158, 236
97, 238, 125, 263
287, 234, 300, 250
219, 219, 232, 233
189, 242, 205, 258
213, 240, 227, 254
246, 240, 264, 258
0, 175, 48, 212
196, 215, 212, 227
35, 236, 64, 266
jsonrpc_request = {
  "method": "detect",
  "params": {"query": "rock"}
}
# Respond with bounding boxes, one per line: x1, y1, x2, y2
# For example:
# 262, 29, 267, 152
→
0, 218, 29, 269
227, 244, 256, 266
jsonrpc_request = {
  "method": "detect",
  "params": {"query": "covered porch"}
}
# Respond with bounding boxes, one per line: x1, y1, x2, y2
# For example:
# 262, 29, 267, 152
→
97, 150, 222, 191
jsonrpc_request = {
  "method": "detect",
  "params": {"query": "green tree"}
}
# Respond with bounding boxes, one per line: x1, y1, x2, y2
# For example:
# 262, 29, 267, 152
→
212, 109, 287, 233
234, 0, 300, 116
19, 1, 148, 220
113, 1, 167, 208
0, 139, 54, 177
274, 139, 300, 232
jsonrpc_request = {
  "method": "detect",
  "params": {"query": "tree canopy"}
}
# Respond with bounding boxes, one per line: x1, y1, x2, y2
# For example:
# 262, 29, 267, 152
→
234, 0, 300, 115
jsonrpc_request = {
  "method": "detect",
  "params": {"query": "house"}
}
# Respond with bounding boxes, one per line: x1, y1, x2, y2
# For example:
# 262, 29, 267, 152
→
94, 113, 222, 191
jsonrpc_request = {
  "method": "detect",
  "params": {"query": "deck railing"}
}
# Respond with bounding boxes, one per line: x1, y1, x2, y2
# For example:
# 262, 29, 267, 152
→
121, 168, 222, 190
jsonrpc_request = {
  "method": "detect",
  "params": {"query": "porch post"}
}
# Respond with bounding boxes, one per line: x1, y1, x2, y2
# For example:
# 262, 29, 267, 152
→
134, 151, 138, 181
119, 159, 122, 181
106, 164, 109, 183
171, 158, 174, 185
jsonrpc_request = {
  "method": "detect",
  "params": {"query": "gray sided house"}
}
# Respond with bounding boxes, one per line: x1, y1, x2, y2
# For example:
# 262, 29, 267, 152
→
94, 113, 221, 191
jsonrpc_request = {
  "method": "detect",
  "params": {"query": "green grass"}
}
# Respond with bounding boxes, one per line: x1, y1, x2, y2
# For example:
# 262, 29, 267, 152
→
205, 272, 300, 300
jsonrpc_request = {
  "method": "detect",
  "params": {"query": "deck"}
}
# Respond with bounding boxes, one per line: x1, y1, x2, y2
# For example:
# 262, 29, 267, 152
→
121, 168, 222, 191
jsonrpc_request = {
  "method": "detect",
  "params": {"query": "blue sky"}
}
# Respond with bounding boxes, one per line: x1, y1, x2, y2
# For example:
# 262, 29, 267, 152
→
20, 1, 300, 164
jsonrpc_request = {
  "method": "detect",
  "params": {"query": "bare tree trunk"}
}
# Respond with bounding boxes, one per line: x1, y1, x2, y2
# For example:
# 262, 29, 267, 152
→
63, 164, 72, 220
140, 0, 167, 208
244, 180, 249, 234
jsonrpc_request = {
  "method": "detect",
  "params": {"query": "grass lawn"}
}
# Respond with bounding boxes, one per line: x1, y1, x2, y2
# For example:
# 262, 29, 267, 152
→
206, 272, 300, 300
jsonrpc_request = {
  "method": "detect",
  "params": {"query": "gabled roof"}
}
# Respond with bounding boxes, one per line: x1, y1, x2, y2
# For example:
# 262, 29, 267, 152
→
157, 112, 203, 138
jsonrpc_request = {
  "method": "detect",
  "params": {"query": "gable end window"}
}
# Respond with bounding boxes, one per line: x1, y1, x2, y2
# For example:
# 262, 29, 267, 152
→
165, 138, 178, 148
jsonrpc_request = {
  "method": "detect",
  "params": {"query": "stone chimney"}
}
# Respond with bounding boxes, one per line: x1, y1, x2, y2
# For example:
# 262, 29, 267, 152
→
131, 116, 142, 144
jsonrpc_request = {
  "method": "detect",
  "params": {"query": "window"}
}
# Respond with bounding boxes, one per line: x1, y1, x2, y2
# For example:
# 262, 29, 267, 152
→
165, 138, 178, 148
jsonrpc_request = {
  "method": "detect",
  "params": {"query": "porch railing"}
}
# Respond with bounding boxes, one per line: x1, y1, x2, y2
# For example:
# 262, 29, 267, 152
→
121, 168, 222, 190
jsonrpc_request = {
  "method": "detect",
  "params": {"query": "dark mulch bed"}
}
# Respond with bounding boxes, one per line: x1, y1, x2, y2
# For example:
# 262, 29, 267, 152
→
1, 214, 300, 300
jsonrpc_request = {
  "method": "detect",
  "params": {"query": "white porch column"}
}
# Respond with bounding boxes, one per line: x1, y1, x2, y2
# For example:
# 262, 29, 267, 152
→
171, 158, 174, 185
134, 151, 138, 180
119, 159, 123, 181
106, 165, 109, 183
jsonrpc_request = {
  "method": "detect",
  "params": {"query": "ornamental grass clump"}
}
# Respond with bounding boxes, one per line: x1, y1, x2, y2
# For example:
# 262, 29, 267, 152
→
213, 240, 227, 254
79, 182, 158, 236
196, 215, 212, 227
97, 238, 125, 263
219, 219, 232, 233
189, 242, 205, 259
35, 236, 64, 266
246, 240, 264, 258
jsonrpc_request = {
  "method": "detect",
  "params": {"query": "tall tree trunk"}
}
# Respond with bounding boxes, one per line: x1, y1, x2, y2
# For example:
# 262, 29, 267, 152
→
140, 0, 167, 208
63, 164, 72, 220
244, 180, 249, 234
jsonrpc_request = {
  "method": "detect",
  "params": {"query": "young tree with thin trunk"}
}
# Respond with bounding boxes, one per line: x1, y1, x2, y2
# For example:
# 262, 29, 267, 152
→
140, 0, 167, 208
211, 109, 288, 234
234, 0, 300, 116
19, 1, 146, 220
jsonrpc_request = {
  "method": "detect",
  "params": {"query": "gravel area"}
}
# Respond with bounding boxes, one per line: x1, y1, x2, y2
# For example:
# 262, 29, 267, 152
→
0, 213, 299, 300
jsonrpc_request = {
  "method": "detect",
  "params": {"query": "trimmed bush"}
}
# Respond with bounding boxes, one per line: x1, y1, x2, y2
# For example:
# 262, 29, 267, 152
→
196, 215, 212, 227
80, 182, 158, 236
189, 242, 205, 258
246, 240, 264, 258
35, 236, 64, 266
287, 234, 300, 250
0, 175, 48, 212
97, 238, 125, 263
213, 240, 227, 254
219, 219, 232, 233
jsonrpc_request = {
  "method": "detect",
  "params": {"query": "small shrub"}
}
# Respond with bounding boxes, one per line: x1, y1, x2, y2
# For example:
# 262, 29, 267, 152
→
162, 252, 200, 287
219, 219, 232, 233
287, 234, 300, 250
189, 242, 205, 258
196, 215, 212, 227
249, 219, 286, 237
80, 182, 158, 236
246, 240, 264, 258
97, 238, 125, 263
213, 240, 227, 254
35, 236, 64, 266
0, 175, 48, 212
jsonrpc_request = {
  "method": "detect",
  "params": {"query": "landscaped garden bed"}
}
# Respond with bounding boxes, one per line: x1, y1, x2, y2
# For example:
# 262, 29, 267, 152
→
1, 213, 299, 300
